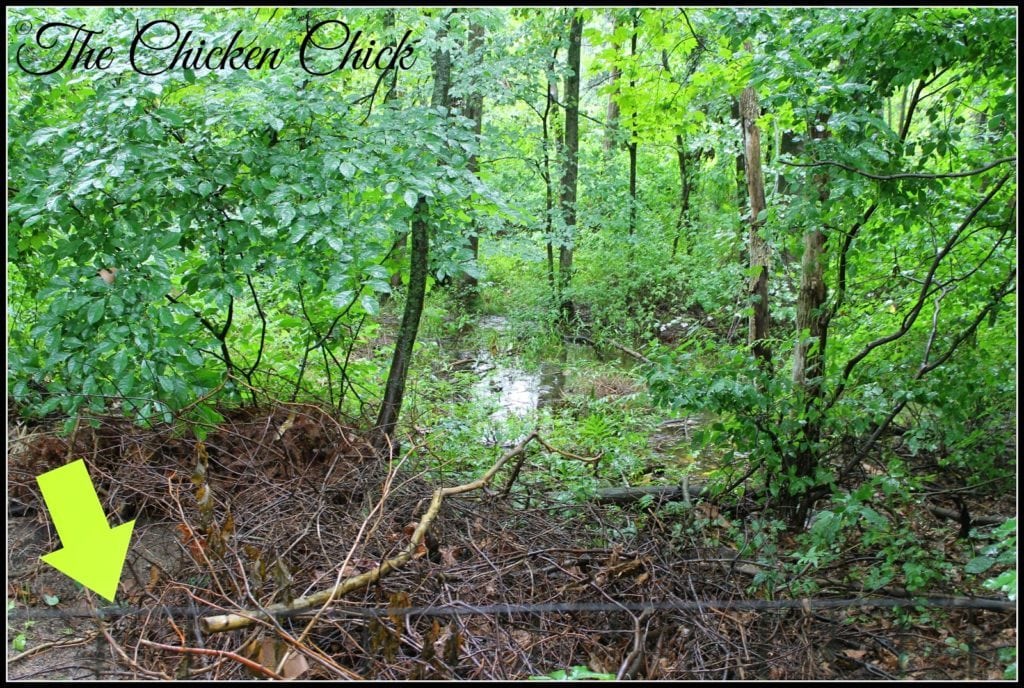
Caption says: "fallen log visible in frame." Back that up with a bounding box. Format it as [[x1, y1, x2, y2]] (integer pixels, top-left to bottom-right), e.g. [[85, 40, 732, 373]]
[[589, 483, 705, 506], [590, 487, 1009, 538], [926, 504, 1007, 528], [563, 334, 652, 364]]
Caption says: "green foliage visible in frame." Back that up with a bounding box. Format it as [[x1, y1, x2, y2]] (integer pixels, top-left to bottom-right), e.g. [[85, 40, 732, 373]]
[[974, 518, 1017, 602], [529, 665, 616, 681], [8, 7, 507, 424], [6, 600, 33, 653], [640, 6, 1015, 537], [793, 478, 954, 593]]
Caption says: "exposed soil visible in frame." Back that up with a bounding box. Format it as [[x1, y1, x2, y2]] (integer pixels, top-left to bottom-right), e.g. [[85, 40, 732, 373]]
[[7, 405, 1016, 680]]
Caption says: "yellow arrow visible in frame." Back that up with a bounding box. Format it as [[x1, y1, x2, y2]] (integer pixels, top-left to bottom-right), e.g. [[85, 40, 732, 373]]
[[36, 459, 135, 602]]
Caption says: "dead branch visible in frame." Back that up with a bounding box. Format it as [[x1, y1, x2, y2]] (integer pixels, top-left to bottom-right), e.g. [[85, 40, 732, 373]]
[[927, 504, 1006, 528], [201, 431, 542, 633], [137, 638, 282, 679], [570, 333, 652, 364]]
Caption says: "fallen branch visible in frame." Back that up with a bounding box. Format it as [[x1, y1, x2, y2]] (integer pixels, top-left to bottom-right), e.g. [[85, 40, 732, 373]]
[[534, 434, 603, 464], [590, 486, 1008, 530], [927, 504, 1006, 528], [201, 431, 542, 633], [587, 484, 706, 506], [826, 579, 1015, 610], [6, 633, 97, 665], [138, 638, 281, 679], [610, 342, 651, 364], [566, 334, 652, 364]]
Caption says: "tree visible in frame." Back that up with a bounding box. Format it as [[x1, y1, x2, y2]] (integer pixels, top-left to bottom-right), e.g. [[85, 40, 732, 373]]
[[740, 86, 771, 368], [375, 10, 454, 452], [8, 8, 497, 438], [557, 11, 583, 323], [456, 21, 486, 297], [627, 10, 640, 236]]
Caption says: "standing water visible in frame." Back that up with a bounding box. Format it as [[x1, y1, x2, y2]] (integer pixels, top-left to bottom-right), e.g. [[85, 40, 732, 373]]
[[469, 316, 567, 422]]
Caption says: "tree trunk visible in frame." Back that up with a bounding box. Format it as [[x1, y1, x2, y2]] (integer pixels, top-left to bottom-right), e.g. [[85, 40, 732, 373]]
[[732, 97, 747, 204], [381, 10, 404, 302], [544, 53, 559, 296], [774, 129, 803, 267], [457, 22, 485, 297], [672, 134, 692, 256], [558, 12, 583, 323], [786, 113, 831, 527], [375, 16, 452, 454], [603, 12, 621, 153], [375, 200, 429, 452], [430, 26, 452, 114], [740, 86, 771, 368], [627, 12, 638, 236], [792, 118, 830, 396]]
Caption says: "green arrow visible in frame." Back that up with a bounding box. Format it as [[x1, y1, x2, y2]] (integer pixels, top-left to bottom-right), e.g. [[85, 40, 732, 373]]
[[36, 459, 135, 602]]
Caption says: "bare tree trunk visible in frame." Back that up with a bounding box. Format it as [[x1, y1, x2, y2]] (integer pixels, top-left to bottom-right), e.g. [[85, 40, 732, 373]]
[[740, 86, 771, 368], [731, 96, 748, 265], [672, 134, 691, 256], [792, 119, 830, 395], [786, 114, 832, 527], [558, 12, 583, 323]]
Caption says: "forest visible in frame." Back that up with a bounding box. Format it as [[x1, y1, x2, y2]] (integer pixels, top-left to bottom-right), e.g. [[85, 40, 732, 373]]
[[6, 6, 1017, 681]]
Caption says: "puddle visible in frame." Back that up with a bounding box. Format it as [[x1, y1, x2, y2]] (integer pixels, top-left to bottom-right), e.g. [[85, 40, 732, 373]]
[[471, 359, 566, 422], [457, 316, 710, 464], [467, 325, 559, 422], [460, 316, 641, 421]]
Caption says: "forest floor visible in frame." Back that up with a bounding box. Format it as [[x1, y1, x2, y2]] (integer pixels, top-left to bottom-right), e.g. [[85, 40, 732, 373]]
[[6, 310, 1016, 680], [8, 404, 1015, 680]]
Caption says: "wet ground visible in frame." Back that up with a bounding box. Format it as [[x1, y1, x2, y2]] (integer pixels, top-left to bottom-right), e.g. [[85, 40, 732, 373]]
[[458, 315, 703, 467], [467, 316, 569, 422]]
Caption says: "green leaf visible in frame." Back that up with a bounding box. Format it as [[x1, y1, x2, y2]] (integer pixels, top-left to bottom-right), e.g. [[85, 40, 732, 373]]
[[339, 161, 356, 179], [403, 190, 418, 209], [360, 294, 380, 316], [965, 556, 996, 574], [332, 290, 355, 309], [86, 301, 105, 325], [156, 108, 183, 126], [277, 204, 296, 226]]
